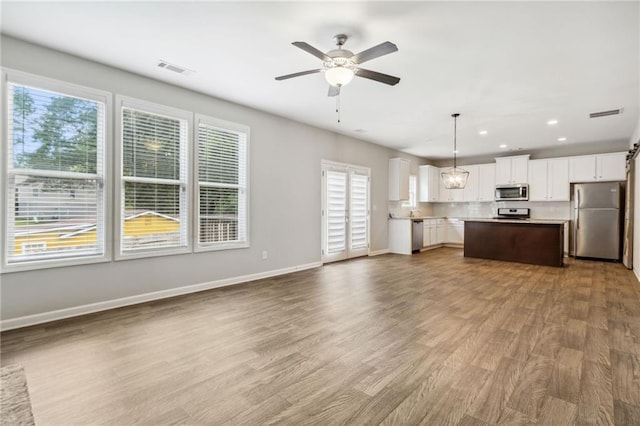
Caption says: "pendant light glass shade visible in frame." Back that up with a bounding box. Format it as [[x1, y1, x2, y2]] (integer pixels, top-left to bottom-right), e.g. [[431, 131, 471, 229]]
[[441, 113, 469, 189], [441, 167, 469, 189]]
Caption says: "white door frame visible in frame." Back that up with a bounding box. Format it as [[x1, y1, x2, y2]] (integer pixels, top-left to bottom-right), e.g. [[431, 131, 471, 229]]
[[321, 160, 371, 264]]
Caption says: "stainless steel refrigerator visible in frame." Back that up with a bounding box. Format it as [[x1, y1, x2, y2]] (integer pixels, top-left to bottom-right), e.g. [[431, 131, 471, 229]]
[[574, 182, 623, 260]]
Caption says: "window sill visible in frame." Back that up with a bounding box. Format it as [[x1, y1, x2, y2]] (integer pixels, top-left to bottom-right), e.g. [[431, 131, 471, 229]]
[[1, 254, 111, 274], [194, 241, 250, 253]]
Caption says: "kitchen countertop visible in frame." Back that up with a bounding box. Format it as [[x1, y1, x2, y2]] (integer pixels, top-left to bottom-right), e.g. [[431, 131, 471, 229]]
[[388, 216, 446, 220], [389, 216, 568, 224], [464, 218, 568, 225]]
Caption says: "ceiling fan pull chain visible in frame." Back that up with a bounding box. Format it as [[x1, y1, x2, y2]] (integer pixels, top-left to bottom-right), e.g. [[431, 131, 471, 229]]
[[336, 93, 341, 123]]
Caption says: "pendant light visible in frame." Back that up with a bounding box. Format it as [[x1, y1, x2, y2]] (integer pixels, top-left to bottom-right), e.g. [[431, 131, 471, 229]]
[[441, 113, 469, 189]]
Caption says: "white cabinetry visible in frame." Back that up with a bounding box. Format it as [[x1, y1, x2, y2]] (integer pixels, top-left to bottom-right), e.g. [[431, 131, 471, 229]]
[[436, 219, 445, 244], [598, 153, 626, 181], [445, 219, 464, 245], [423, 218, 446, 247], [423, 221, 431, 247], [569, 152, 626, 182], [462, 163, 495, 202], [478, 164, 496, 202], [462, 165, 479, 202], [439, 169, 464, 202], [495, 155, 530, 185], [388, 219, 412, 254], [389, 158, 410, 200], [528, 158, 570, 202], [418, 165, 440, 202]]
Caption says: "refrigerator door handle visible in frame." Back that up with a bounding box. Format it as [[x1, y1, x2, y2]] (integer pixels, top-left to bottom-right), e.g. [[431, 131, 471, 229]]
[[574, 189, 579, 256]]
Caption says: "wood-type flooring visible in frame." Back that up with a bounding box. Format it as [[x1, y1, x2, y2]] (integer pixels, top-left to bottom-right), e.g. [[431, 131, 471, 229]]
[[2, 248, 640, 425]]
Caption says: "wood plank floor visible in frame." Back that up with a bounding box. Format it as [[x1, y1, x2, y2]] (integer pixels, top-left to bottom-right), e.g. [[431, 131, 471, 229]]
[[2, 248, 640, 425]]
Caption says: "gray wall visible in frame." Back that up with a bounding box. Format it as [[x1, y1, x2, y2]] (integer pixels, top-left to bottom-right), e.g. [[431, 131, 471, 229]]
[[0, 36, 423, 320]]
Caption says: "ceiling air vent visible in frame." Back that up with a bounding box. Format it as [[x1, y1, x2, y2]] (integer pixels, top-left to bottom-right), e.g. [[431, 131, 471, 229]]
[[589, 108, 623, 118], [157, 60, 193, 76]]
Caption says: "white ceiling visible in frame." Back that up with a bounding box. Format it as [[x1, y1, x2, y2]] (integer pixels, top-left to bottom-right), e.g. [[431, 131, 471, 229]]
[[2, 1, 638, 159]]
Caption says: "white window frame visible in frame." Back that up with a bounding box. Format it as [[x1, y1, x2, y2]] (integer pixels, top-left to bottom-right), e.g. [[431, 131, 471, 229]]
[[194, 114, 250, 252], [402, 174, 417, 208], [1, 69, 112, 273], [114, 96, 192, 260]]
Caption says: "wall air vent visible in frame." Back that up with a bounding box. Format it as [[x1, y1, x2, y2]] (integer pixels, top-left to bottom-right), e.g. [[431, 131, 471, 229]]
[[589, 108, 623, 118], [157, 60, 193, 76]]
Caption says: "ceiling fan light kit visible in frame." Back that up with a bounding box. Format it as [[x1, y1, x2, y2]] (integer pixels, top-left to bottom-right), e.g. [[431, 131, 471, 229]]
[[325, 66, 354, 87], [441, 113, 469, 190]]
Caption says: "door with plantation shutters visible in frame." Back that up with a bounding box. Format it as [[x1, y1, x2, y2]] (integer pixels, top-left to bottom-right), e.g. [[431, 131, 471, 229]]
[[321, 161, 370, 263]]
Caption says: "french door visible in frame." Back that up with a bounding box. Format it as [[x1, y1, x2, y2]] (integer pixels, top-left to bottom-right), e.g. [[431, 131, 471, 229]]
[[321, 161, 370, 263]]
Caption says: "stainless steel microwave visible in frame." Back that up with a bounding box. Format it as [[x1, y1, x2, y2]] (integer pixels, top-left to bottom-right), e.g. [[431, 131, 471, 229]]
[[495, 184, 529, 201]]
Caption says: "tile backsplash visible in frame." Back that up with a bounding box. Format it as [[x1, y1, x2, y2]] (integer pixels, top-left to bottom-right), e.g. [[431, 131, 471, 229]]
[[430, 201, 571, 220]]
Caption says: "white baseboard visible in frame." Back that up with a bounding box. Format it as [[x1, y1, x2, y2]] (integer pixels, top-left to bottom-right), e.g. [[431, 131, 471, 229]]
[[0, 261, 322, 331], [368, 249, 390, 256], [634, 267, 640, 283]]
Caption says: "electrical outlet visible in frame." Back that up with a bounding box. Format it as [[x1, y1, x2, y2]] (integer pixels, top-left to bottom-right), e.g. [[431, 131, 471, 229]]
[[262, 250, 268, 260]]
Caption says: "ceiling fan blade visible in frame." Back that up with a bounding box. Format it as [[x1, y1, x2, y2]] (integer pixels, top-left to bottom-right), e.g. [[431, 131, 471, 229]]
[[292, 41, 330, 62], [328, 85, 340, 97], [275, 69, 322, 81], [355, 68, 400, 86], [352, 41, 398, 64]]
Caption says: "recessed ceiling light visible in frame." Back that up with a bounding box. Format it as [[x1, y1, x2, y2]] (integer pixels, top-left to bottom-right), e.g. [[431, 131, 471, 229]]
[[558, 137, 567, 142], [478, 130, 488, 135], [499, 144, 507, 148], [547, 119, 558, 125]]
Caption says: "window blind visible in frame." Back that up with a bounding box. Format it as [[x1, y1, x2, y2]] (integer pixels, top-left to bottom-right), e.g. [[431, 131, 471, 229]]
[[326, 170, 347, 254], [5, 82, 105, 264], [350, 173, 368, 250], [121, 107, 188, 252], [197, 121, 247, 247]]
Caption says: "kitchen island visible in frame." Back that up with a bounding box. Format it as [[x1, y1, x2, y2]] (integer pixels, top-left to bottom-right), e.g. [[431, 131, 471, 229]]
[[464, 219, 566, 267]]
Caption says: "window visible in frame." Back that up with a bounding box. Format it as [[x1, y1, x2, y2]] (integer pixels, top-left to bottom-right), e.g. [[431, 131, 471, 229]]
[[402, 175, 417, 208], [196, 115, 249, 250], [116, 97, 191, 257], [3, 72, 108, 269]]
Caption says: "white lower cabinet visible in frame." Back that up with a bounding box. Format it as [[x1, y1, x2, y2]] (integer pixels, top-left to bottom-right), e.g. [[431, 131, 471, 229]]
[[423, 221, 431, 247], [436, 219, 445, 244], [445, 219, 464, 245], [388, 219, 412, 255], [422, 218, 446, 248]]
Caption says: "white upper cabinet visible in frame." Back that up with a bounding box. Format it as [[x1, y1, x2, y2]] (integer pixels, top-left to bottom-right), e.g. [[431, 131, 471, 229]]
[[495, 155, 530, 185], [478, 164, 496, 202], [389, 158, 410, 200], [462, 164, 496, 203], [462, 165, 479, 202], [528, 158, 569, 201], [418, 165, 440, 202], [598, 153, 626, 181], [569, 152, 626, 182]]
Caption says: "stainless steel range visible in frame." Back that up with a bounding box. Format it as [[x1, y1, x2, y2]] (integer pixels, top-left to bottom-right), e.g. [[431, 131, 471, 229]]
[[494, 207, 530, 220]]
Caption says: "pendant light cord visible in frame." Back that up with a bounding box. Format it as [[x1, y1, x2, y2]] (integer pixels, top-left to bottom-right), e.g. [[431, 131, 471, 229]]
[[452, 113, 459, 169]]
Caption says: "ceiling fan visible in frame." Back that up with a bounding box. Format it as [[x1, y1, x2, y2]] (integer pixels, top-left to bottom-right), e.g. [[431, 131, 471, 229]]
[[275, 34, 400, 97]]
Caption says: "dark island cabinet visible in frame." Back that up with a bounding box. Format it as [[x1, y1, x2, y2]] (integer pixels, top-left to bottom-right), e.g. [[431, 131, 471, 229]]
[[464, 220, 564, 267]]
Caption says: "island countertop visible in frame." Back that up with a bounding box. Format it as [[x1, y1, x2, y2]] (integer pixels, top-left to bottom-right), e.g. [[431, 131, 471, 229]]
[[463, 218, 568, 225]]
